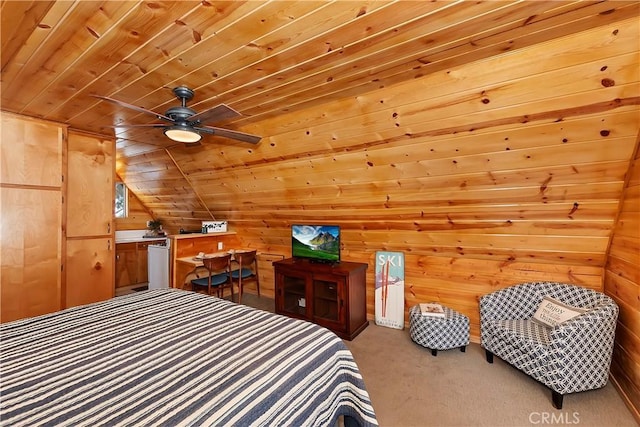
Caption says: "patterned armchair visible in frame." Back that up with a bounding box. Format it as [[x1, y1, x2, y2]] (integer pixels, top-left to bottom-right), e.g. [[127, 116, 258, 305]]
[[480, 282, 618, 409]]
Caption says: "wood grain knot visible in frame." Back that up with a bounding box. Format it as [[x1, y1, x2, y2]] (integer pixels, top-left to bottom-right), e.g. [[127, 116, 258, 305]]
[[601, 78, 615, 87]]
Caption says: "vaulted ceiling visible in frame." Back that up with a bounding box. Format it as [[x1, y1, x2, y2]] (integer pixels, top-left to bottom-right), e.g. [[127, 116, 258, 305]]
[[2, 0, 639, 231], [4, 1, 638, 149]]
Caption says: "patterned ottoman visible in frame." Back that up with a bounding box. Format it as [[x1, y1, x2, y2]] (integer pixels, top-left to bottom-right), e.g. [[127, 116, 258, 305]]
[[409, 305, 470, 356]]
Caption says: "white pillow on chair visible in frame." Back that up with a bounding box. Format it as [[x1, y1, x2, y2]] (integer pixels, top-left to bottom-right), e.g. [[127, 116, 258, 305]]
[[532, 296, 587, 327]]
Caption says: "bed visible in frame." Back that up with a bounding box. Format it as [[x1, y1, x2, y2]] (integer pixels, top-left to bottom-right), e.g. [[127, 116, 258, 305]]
[[0, 289, 377, 426]]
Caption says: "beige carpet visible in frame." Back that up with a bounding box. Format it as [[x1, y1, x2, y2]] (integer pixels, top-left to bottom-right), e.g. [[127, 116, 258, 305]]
[[236, 295, 636, 426], [344, 323, 636, 427]]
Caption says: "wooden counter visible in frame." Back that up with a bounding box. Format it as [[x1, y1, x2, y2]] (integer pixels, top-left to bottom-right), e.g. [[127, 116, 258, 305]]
[[169, 232, 241, 288]]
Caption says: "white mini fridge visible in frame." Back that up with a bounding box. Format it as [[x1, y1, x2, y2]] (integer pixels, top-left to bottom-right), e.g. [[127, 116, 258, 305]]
[[148, 243, 170, 290]]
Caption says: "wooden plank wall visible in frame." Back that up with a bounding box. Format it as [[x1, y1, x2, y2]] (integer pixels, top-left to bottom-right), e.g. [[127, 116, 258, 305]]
[[256, 252, 285, 299], [117, 150, 211, 232], [116, 17, 639, 416], [161, 18, 640, 339], [606, 136, 640, 419]]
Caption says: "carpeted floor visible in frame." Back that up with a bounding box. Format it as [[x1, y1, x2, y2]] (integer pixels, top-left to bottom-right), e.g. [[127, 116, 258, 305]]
[[238, 295, 636, 427], [344, 323, 636, 427]]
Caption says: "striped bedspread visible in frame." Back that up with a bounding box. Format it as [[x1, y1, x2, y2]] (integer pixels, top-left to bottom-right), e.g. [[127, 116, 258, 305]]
[[0, 289, 377, 426]]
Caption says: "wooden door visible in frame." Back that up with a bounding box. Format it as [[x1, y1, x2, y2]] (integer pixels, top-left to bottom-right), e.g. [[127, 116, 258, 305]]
[[1, 188, 62, 322], [65, 130, 115, 308], [66, 238, 114, 307], [1, 113, 63, 187], [1, 112, 64, 322], [66, 132, 113, 238], [136, 242, 150, 284], [115, 242, 137, 288]]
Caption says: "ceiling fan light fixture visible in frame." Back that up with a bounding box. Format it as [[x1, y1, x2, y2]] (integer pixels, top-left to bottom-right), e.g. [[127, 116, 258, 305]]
[[164, 125, 201, 143], [96, 87, 261, 144]]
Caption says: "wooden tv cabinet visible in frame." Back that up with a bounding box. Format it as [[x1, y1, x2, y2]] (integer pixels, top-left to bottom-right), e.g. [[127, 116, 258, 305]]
[[273, 258, 369, 340]]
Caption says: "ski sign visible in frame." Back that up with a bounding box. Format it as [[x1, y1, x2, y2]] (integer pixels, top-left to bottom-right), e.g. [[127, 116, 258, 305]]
[[374, 251, 405, 329]]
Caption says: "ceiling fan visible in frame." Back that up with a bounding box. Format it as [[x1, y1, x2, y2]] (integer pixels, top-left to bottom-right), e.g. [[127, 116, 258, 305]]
[[93, 86, 261, 145]]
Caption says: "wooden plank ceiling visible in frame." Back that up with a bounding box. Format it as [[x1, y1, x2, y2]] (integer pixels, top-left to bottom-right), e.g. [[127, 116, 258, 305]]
[[2, 0, 639, 231]]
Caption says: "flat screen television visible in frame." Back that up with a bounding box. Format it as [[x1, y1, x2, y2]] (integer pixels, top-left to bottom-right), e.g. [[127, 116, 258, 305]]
[[291, 224, 340, 263]]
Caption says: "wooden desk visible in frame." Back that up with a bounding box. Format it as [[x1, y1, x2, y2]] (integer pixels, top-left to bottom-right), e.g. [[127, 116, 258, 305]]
[[169, 232, 241, 288], [174, 253, 220, 289], [169, 232, 282, 299], [174, 249, 253, 289]]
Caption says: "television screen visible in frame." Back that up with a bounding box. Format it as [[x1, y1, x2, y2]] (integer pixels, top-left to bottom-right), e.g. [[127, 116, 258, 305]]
[[291, 224, 340, 263]]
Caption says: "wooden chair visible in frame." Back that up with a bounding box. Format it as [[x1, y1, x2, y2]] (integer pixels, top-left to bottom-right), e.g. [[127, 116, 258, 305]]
[[190, 253, 233, 299], [231, 250, 259, 303]]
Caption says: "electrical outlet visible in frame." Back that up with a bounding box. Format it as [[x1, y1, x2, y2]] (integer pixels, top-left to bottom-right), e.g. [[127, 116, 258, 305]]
[[217, 242, 223, 250]]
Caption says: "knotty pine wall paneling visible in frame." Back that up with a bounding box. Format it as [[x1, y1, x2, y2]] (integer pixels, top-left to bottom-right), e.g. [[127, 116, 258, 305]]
[[116, 149, 212, 234], [605, 136, 640, 421], [119, 18, 639, 342], [158, 16, 640, 339], [256, 252, 285, 299]]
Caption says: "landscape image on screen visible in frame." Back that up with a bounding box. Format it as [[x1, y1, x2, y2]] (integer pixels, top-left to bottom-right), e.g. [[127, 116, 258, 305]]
[[291, 225, 340, 262]]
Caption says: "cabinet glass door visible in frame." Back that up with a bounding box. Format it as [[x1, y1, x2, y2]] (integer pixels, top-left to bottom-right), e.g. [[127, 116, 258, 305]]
[[281, 274, 307, 317], [312, 277, 341, 323]]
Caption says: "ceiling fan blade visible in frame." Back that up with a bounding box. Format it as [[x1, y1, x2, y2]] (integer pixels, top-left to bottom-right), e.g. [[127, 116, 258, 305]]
[[188, 104, 241, 125], [92, 95, 173, 122], [104, 123, 166, 128], [197, 126, 262, 144]]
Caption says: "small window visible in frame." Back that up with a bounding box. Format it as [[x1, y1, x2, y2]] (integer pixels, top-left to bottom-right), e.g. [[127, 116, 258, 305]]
[[115, 182, 128, 218]]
